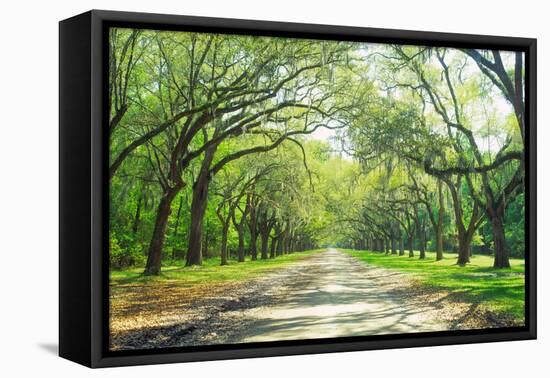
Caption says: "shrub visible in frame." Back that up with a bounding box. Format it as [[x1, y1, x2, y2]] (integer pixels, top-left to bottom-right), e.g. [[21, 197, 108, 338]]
[[110, 234, 146, 269]]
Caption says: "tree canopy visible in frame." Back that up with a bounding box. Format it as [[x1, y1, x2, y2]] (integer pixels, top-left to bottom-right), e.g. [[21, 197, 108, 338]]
[[109, 28, 526, 275]]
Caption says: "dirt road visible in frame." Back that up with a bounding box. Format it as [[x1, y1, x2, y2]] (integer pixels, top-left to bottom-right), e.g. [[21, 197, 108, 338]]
[[229, 248, 455, 343], [111, 249, 503, 350]]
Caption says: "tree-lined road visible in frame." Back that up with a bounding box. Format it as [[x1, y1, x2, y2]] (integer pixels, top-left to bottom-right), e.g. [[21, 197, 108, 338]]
[[229, 249, 451, 342], [108, 28, 526, 351]]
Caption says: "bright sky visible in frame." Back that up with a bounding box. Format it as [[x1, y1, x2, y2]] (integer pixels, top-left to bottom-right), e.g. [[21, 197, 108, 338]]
[[309, 126, 336, 142]]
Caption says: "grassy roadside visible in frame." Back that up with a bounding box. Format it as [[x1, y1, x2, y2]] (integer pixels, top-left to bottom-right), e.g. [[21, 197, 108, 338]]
[[110, 249, 325, 336], [110, 249, 324, 287], [342, 249, 525, 322]]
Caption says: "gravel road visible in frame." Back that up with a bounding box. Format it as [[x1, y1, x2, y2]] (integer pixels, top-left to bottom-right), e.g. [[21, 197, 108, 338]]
[[111, 249, 509, 350]]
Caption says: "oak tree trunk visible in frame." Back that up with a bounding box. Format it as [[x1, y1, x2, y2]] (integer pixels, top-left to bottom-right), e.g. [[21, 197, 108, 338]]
[[276, 236, 283, 256], [186, 147, 216, 266], [260, 231, 269, 260], [456, 227, 472, 265], [249, 229, 258, 260], [491, 203, 510, 268], [418, 231, 426, 259], [270, 237, 277, 259], [220, 222, 230, 266], [236, 224, 245, 262], [144, 186, 180, 275], [436, 180, 444, 260]]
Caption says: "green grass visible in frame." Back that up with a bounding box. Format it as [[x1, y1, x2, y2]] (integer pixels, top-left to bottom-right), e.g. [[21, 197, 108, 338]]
[[110, 249, 324, 287], [343, 249, 525, 322]]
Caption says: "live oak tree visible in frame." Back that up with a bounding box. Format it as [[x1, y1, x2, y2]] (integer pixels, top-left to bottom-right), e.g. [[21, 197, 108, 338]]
[[108, 29, 526, 276], [343, 45, 524, 267], [136, 32, 357, 274], [409, 172, 446, 260], [397, 47, 523, 268], [461, 48, 525, 268]]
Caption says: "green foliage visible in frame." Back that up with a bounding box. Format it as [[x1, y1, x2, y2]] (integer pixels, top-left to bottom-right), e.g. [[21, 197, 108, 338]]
[[505, 193, 525, 258], [109, 233, 146, 269]]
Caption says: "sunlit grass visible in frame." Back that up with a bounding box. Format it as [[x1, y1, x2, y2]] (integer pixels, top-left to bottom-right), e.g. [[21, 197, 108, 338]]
[[110, 249, 324, 287], [343, 249, 525, 322]]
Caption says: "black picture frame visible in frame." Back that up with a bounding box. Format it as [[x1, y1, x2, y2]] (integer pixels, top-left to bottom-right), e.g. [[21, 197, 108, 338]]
[[59, 9, 537, 368]]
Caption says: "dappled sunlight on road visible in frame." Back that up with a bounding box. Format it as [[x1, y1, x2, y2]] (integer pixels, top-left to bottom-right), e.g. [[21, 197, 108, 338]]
[[236, 249, 450, 343]]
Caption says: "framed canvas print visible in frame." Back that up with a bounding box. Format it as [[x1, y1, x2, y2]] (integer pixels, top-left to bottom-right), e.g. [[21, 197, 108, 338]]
[[59, 10, 536, 368]]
